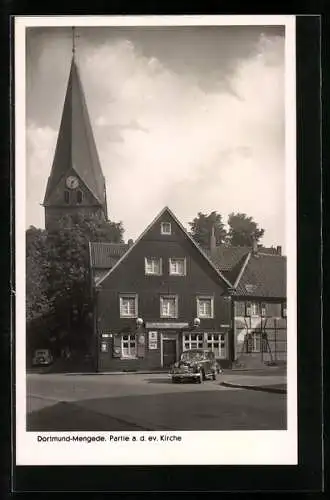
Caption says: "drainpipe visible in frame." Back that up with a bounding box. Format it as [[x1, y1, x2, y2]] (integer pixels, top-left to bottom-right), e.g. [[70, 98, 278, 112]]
[[227, 288, 235, 368], [94, 288, 100, 373]]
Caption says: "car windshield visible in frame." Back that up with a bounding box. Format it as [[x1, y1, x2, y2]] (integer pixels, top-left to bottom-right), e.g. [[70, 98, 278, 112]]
[[36, 350, 48, 356], [181, 350, 205, 362]]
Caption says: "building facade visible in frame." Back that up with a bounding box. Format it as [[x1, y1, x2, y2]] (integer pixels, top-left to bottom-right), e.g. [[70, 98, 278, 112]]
[[231, 251, 287, 368], [91, 207, 233, 371]]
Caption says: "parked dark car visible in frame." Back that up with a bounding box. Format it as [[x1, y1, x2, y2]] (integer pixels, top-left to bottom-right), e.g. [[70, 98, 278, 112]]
[[170, 348, 219, 383], [32, 349, 53, 366]]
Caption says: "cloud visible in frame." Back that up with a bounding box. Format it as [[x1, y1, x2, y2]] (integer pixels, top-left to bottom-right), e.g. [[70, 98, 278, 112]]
[[26, 31, 285, 249], [26, 123, 57, 228]]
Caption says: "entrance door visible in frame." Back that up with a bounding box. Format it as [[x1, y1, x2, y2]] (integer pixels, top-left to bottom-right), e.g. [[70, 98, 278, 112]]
[[162, 339, 177, 368]]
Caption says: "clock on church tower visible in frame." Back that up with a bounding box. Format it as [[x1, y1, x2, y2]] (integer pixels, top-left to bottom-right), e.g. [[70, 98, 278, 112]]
[[66, 176, 79, 189]]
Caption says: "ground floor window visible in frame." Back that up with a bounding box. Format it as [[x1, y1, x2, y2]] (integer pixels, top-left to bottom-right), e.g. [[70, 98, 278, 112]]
[[121, 334, 137, 358], [252, 332, 261, 352], [245, 332, 261, 353], [183, 333, 203, 350], [207, 333, 226, 358]]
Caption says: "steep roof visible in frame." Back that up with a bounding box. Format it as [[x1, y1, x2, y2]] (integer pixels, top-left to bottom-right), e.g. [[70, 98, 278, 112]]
[[90, 242, 129, 269], [43, 56, 107, 214], [89, 220, 286, 299], [94, 206, 233, 288], [204, 244, 250, 271], [233, 252, 287, 298]]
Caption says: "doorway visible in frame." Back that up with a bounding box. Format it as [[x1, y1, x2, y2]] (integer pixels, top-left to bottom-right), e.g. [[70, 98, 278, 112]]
[[162, 338, 177, 368]]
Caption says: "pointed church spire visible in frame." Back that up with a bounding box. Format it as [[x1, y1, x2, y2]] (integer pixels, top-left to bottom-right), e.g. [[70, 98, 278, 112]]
[[43, 43, 108, 229]]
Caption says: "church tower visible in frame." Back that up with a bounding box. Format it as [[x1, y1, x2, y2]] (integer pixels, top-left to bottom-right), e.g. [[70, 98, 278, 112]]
[[43, 36, 108, 230]]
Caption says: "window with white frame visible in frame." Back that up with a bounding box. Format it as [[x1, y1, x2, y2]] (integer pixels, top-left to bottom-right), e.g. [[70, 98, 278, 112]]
[[207, 333, 226, 358], [197, 296, 214, 319], [183, 333, 204, 350], [251, 332, 261, 352], [161, 222, 171, 235], [169, 258, 186, 276], [145, 257, 162, 275], [121, 334, 137, 358], [119, 295, 138, 318], [245, 302, 260, 316], [160, 295, 178, 318]]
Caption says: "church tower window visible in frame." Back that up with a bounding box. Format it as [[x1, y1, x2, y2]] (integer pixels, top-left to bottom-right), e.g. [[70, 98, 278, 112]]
[[76, 190, 83, 204], [64, 190, 70, 204]]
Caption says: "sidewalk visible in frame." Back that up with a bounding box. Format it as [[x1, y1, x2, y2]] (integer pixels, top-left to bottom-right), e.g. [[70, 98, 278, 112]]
[[220, 371, 287, 394]]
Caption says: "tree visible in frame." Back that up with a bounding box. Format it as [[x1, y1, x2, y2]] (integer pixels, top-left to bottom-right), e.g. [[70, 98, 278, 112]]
[[189, 211, 227, 248], [26, 214, 125, 355], [26, 226, 51, 322], [227, 212, 265, 247]]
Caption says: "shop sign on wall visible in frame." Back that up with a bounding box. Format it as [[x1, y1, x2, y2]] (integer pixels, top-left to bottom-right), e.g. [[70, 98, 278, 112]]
[[148, 331, 158, 349]]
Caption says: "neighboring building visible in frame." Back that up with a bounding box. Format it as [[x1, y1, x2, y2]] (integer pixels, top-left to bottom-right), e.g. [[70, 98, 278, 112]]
[[206, 242, 287, 368], [90, 207, 233, 372], [89, 242, 129, 285], [43, 54, 108, 231]]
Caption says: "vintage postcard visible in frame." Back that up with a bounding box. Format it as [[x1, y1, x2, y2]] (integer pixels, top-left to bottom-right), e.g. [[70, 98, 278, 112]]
[[15, 15, 297, 466]]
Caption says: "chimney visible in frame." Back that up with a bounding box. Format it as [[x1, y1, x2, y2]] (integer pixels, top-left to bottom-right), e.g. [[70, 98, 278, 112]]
[[210, 225, 216, 255], [276, 245, 282, 255], [251, 234, 258, 254]]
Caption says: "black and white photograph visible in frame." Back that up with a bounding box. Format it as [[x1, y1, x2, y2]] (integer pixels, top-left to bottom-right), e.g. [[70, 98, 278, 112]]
[[15, 15, 297, 466]]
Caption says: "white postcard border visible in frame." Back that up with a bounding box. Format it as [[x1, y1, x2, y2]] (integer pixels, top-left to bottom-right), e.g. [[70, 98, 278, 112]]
[[15, 14, 297, 466]]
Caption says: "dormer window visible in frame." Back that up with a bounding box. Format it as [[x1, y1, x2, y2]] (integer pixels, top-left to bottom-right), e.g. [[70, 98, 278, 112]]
[[64, 190, 70, 204], [76, 190, 83, 204], [161, 222, 171, 235]]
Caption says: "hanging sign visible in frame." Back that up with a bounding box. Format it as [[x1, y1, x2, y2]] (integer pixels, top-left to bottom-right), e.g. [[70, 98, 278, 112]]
[[148, 331, 158, 350]]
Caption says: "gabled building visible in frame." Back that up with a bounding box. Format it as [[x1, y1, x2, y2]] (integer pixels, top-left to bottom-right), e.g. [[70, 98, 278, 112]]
[[90, 223, 287, 371], [207, 242, 287, 368], [90, 207, 233, 372], [43, 54, 108, 230]]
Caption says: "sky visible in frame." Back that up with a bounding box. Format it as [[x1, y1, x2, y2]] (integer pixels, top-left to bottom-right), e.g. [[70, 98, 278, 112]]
[[26, 24, 286, 249]]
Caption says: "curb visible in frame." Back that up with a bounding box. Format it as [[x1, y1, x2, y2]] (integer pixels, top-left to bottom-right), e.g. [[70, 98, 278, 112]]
[[220, 382, 287, 394], [27, 370, 169, 376]]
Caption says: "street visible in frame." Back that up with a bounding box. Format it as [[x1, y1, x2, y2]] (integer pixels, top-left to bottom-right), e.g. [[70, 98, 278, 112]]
[[27, 372, 287, 431]]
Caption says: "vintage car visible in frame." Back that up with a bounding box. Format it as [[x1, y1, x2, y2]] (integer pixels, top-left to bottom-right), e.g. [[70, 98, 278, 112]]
[[32, 349, 53, 366], [170, 348, 219, 383]]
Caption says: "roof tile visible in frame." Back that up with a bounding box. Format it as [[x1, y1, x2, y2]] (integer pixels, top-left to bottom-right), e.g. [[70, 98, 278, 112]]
[[233, 253, 286, 298], [90, 242, 129, 269]]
